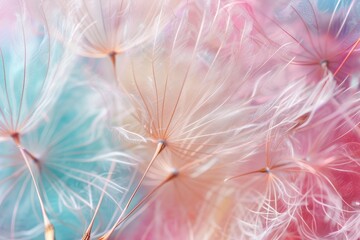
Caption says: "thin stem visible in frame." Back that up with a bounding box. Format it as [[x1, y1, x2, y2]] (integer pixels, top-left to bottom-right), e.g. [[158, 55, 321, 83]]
[[225, 167, 270, 182], [15, 16, 28, 130], [110, 52, 117, 70], [82, 162, 116, 240], [99, 141, 165, 240], [0, 48, 13, 130], [333, 37, 360, 77], [14, 139, 54, 240], [115, 172, 178, 230], [109, 52, 119, 87], [225, 163, 293, 182]]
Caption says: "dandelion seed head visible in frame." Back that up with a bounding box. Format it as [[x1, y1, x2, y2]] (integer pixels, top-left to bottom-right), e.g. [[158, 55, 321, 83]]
[[52, 0, 181, 59], [1, 0, 360, 239], [250, 0, 360, 85], [0, 66, 134, 239]]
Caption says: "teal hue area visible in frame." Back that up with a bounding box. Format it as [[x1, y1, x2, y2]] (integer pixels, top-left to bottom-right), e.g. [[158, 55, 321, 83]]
[[0, 20, 68, 135], [0, 41, 133, 238], [317, 0, 353, 12]]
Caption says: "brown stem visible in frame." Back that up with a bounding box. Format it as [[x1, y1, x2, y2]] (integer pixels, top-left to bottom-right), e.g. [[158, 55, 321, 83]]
[[99, 141, 165, 240], [82, 162, 116, 240], [13, 134, 54, 240], [109, 52, 116, 68], [115, 171, 178, 229]]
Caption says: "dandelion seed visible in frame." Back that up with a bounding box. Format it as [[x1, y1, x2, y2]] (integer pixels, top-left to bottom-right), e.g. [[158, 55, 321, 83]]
[[54, 0, 180, 70], [0, 2, 77, 238], [282, 95, 360, 238], [100, 5, 257, 238], [1, 0, 358, 239], [252, 0, 360, 85], [0, 60, 134, 239]]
